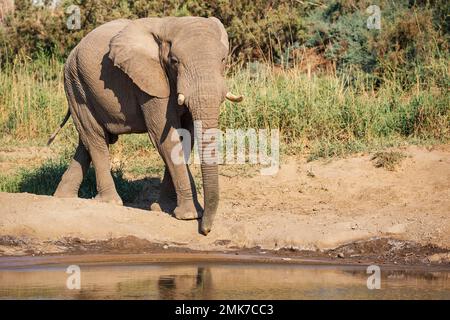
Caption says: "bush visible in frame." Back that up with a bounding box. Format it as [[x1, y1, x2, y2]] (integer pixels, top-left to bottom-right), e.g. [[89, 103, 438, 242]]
[[0, 0, 309, 64], [0, 1, 447, 89], [304, 0, 449, 86]]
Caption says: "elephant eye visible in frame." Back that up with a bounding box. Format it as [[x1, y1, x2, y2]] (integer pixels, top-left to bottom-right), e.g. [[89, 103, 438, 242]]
[[170, 56, 179, 65]]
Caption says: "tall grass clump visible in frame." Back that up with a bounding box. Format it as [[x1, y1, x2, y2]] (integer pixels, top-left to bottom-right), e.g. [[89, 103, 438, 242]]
[[0, 55, 68, 140], [224, 63, 449, 158], [0, 56, 448, 158]]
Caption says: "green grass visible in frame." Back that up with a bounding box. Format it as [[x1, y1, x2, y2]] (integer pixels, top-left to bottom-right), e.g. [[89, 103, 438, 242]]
[[0, 56, 449, 165], [224, 63, 449, 159], [0, 56, 67, 140], [0, 55, 448, 201]]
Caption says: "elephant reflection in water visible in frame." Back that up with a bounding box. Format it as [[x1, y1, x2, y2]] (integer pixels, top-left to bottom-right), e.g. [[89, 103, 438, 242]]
[[158, 267, 212, 299]]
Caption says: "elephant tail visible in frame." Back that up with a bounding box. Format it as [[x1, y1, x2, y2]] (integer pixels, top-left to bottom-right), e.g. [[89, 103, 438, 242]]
[[47, 109, 71, 146]]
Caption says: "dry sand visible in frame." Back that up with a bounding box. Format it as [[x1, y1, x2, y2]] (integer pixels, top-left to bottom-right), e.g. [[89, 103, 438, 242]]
[[0, 145, 449, 259]]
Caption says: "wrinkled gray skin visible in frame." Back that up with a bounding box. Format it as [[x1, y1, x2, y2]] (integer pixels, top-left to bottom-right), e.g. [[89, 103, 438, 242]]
[[52, 17, 238, 235]]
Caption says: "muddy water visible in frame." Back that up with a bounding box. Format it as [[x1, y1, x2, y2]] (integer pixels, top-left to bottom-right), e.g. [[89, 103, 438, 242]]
[[0, 255, 449, 299]]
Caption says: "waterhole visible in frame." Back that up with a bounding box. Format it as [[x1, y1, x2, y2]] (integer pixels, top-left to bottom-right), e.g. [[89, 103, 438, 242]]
[[0, 255, 449, 299]]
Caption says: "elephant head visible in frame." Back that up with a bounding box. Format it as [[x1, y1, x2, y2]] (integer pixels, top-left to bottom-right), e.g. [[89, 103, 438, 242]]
[[108, 17, 242, 235]]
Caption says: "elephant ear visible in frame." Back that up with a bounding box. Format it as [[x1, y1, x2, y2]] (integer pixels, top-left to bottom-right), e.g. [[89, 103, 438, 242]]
[[208, 17, 229, 51], [109, 21, 169, 98]]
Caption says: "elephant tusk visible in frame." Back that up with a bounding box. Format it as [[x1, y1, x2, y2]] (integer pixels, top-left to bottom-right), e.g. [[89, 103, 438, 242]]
[[177, 93, 185, 106], [225, 92, 244, 103]]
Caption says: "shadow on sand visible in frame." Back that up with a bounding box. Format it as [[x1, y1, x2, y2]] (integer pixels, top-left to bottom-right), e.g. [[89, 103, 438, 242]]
[[15, 159, 162, 210]]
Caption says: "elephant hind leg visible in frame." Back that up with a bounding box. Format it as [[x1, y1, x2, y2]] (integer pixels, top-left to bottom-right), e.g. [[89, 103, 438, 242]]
[[87, 134, 123, 206], [62, 70, 122, 205], [75, 130, 122, 206], [54, 140, 91, 198]]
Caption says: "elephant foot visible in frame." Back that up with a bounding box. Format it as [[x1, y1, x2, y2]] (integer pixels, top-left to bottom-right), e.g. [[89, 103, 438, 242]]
[[173, 200, 203, 220], [94, 191, 123, 206]]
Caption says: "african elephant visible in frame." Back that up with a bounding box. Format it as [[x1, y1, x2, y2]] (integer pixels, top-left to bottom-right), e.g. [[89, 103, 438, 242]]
[[48, 17, 242, 235]]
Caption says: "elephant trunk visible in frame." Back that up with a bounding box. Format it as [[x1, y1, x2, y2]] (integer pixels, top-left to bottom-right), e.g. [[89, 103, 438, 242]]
[[199, 158, 219, 235], [181, 64, 242, 235], [189, 93, 221, 235]]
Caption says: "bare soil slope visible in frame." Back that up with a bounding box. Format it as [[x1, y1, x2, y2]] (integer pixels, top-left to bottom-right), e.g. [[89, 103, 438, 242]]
[[1, 145, 449, 257]]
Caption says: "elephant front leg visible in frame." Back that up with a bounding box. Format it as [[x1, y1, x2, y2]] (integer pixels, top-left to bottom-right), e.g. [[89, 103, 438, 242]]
[[142, 100, 201, 220], [155, 131, 202, 220]]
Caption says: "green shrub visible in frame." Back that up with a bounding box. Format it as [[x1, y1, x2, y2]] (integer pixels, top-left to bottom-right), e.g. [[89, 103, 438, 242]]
[[304, 0, 449, 87]]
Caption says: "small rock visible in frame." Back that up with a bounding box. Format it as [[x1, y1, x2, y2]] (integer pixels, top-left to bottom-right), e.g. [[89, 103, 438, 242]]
[[163, 244, 169, 250], [337, 252, 345, 258], [386, 223, 407, 235], [427, 253, 450, 264], [427, 254, 441, 263], [307, 170, 315, 178]]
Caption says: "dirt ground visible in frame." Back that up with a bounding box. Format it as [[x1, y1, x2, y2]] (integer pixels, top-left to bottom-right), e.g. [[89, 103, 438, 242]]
[[0, 145, 449, 265]]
